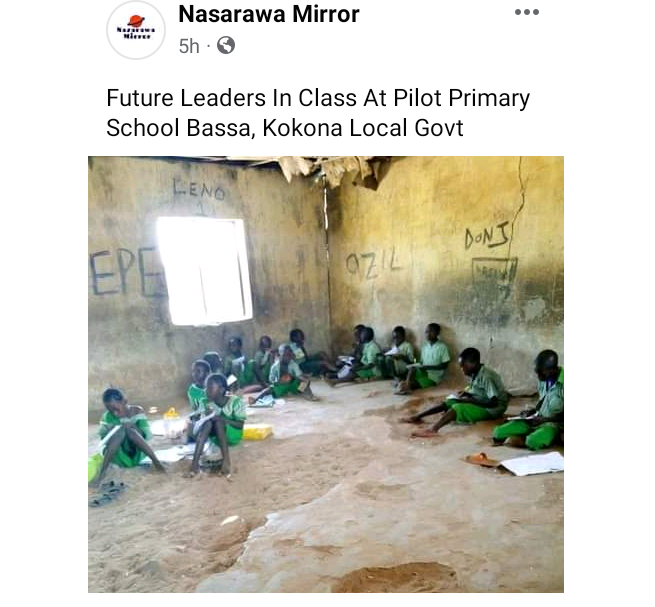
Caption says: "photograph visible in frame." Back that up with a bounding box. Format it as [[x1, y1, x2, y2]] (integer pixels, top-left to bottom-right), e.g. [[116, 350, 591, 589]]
[[88, 155, 564, 592]]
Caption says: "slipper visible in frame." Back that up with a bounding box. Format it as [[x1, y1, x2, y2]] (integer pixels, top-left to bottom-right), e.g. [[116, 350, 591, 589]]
[[464, 452, 500, 468], [89, 493, 114, 508], [410, 429, 439, 439], [101, 481, 126, 494]]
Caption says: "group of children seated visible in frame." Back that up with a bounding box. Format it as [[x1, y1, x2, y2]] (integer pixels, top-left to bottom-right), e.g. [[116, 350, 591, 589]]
[[92, 324, 564, 486]]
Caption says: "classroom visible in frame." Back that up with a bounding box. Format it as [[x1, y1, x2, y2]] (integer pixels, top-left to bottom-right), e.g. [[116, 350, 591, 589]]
[[88, 155, 564, 593]]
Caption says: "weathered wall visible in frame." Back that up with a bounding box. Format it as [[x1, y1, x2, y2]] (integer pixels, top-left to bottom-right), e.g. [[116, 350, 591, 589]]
[[327, 156, 564, 389], [88, 157, 328, 411]]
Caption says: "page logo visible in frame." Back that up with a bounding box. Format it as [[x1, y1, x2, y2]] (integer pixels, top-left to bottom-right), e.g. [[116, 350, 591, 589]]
[[107, 2, 166, 59]]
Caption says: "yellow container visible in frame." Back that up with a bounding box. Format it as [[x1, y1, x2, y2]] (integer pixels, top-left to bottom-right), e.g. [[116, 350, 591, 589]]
[[243, 424, 273, 440], [163, 407, 180, 419]]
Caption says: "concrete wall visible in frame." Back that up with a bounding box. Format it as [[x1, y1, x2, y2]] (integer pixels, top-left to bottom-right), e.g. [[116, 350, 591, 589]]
[[327, 156, 564, 389], [88, 157, 329, 412]]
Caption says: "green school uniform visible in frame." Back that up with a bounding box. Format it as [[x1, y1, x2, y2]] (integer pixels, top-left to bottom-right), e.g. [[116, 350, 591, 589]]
[[98, 410, 151, 468], [384, 341, 415, 378], [269, 359, 303, 398], [201, 395, 246, 446], [445, 364, 509, 423], [254, 349, 274, 383], [420, 341, 451, 383], [187, 383, 208, 413], [224, 354, 257, 387], [357, 340, 383, 379], [493, 367, 563, 449]]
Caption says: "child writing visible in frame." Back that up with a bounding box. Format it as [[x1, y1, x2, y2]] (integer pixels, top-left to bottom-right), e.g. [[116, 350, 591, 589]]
[[185, 373, 246, 478], [492, 349, 563, 450], [402, 347, 509, 439]]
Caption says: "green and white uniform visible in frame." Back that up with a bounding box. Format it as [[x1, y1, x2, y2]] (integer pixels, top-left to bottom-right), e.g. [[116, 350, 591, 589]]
[[98, 410, 151, 468], [269, 359, 303, 398], [254, 349, 274, 383], [187, 383, 208, 413], [414, 340, 451, 387], [201, 394, 247, 446], [384, 341, 415, 378], [224, 354, 257, 387], [493, 367, 564, 450], [445, 364, 509, 423], [357, 340, 383, 379]]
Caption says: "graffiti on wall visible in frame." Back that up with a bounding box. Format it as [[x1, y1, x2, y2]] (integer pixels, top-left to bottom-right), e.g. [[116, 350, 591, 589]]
[[345, 247, 403, 280], [472, 257, 518, 300], [89, 246, 167, 298], [465, 221, 510, 250]]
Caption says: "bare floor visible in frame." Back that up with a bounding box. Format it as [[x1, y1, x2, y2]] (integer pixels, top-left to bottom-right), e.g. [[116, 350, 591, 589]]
[[87, 380, 563, 593]]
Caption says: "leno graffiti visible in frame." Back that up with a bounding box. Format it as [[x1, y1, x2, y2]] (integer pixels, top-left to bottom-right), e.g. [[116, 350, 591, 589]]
[[173, 178, 225, 201], [89, 247, 167, 298], [465, 220, 509, 250], [346, 247, 402, 280]]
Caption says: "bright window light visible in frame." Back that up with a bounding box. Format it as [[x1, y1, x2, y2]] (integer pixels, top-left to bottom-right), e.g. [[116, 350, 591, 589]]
[[156, 217, 253, 326]]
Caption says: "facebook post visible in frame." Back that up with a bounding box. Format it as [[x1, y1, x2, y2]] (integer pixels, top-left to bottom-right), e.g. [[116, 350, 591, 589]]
[[8, 0, 653, 600]]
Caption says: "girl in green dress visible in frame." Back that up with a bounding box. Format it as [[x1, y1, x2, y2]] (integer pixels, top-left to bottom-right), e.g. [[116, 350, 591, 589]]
[[90, 388, 165, 487]]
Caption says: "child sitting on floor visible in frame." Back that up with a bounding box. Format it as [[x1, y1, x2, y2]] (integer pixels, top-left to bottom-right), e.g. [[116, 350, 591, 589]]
[[253, 335, 275, 385], [185, 373, 246, 478], [249, 344, 318, 403], [327, 326, 383, 386], [382, 325, 416, 383], [91, 388, 165, 487], [185, 359, 211, 442], [289, 328, 337, 376], [492, 350, 563, 450], [223, 336, 266, 393], [402, 347, 509, 439], [396, 323, 450, 395]]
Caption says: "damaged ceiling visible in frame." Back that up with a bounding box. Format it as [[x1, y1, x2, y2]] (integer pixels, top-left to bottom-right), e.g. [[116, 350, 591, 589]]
[[188, 156, 391, 190]]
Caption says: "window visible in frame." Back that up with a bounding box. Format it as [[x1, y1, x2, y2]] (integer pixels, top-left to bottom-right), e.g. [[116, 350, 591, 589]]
[[156, 217, 253, 326]]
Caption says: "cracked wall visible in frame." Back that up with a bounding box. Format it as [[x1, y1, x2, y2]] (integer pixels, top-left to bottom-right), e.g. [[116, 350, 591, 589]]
[[88, 157, 329, 413], [327, 156, 564, 388]]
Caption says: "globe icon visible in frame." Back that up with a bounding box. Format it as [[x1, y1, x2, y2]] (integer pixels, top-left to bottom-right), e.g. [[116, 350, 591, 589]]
[[217, 36, 235, 54]]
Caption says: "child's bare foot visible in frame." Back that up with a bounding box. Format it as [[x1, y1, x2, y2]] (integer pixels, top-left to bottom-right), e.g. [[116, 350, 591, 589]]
[[411, 428, 439, 439], [247, 395, 256, 405], [153, 462, 166, 473], [220, 460, 231, 477], [183, 467, 199, 478]]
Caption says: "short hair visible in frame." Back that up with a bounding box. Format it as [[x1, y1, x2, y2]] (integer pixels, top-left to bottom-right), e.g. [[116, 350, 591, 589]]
[[362, 326, 374, 341], [536, 350, 558, 370], [392, 325, 406, 338], [354, 324, 365, 332], [192, 359, 211, 374], [228, 336, 243, 347], [260, 335, 272, 346], [278, 343, 292, 356], [289, 328, 303, 342], [202, 352, 221, 373], [427, 323, 441, 335], [459, 347, 480, 365], [102, 388, 124, 404], [206, 373, 228, 391]]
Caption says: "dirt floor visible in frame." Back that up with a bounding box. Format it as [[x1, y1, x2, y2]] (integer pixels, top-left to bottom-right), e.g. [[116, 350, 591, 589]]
[[88, 379, 563, 593]]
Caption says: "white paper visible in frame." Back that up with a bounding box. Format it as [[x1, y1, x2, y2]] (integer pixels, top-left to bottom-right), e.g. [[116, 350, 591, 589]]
[[384, 346, 399, 356], [338, 355, 355, 363], [337, 364, 352, 379], [406, 363, 422, 368], [226, 374, 238, 386], [500, 451, 564, 476]]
